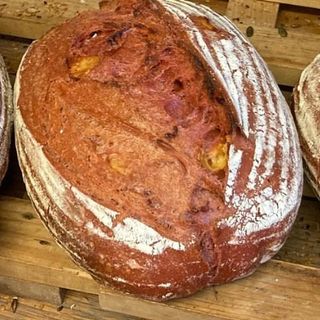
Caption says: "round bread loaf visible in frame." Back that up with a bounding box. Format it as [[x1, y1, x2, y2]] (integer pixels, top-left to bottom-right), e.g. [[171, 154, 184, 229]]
[[0, 55, 12, 184], [15, 0, 303, 301], [293, 54, 320, 199]]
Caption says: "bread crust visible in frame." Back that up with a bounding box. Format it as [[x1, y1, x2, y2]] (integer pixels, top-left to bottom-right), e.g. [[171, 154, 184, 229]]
[[15, 0, 303, 300], [0, 55, 13, 184], [293, 53, 320, 198]]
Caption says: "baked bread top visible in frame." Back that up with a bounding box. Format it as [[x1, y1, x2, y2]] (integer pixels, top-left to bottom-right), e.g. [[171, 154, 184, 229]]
[[15, 0, 303, 300]]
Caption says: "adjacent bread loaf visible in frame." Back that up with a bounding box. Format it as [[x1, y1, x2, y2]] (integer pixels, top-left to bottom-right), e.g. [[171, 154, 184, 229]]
[[293, 54, 320, 198], [0, 55, 12, 184], [15, 0, 303, 301]]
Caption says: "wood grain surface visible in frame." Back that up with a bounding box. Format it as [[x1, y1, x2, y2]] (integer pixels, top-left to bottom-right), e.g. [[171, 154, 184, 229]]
[[263, 0, 320, 9], [0, 290, 141, 320], [227, 0, 280, 27], [0, 196, 318, 319]]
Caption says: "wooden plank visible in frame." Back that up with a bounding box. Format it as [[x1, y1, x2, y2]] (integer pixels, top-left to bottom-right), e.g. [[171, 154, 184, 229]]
[[227, 0, 279, 27], [263, 0, 320, 9], [242, 25, 320, 69], [277, 5, 320, 34], [268, 64, 302, 88], [0, 198, 99, 295], [235, 24, 320, 85], [0, 276, 64, 305], [0, 0, 99, 39], [0, 290, 141, 319], [274, 198, 320, 268], [0, 196, 319, 320], [0, 258, 100, 296], [99, 260, 320, 320], [99, 290, 218, 320]]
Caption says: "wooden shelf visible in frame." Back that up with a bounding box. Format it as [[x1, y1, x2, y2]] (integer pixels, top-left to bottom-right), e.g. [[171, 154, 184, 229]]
[[0, 195, 319, 320]]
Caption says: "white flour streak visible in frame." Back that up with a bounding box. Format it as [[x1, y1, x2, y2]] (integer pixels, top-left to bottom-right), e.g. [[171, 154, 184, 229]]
[[113, 218, 185, 255], [158, 283, 172, 288], [164, 0, 302, 242], [72, 187, 118, 227], [86, 215, 186, 255], [225, 145, 243, 203], [112, 277, 128, 284]]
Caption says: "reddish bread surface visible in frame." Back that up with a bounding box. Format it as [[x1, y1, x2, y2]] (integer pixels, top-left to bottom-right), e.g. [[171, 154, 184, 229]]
[[15, 0, 303, 301], [293, 54, 320, 198], [0, 55, 12, 184]]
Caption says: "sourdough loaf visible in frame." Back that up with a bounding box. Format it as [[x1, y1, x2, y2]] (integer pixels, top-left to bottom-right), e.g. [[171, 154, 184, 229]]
[[293, 54, 320, 199], [0, 55, 12, 184], [15, 0, 303, 301]]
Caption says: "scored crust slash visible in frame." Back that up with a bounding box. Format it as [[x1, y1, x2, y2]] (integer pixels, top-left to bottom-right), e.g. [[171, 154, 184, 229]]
[[14, 0, 302, 301]]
